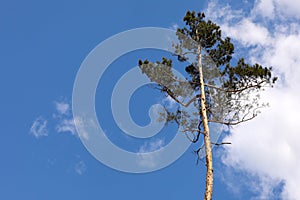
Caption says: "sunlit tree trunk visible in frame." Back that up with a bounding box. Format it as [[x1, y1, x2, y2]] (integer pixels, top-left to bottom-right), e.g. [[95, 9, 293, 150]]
[[197, 37, 213, 200]]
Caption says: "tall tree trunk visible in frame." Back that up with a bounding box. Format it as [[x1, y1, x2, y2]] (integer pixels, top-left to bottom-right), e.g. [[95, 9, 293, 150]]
[[197, 34, 213, 200]]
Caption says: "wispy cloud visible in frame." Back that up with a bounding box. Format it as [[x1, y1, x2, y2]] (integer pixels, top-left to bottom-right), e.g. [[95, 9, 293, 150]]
[[169, 23, 179, 31], [137, 139, 164, 168], [53, 101, 77, 136], [74, 160, 87, 175], [139, 139, 164, 153], [206, 1, 300, 199], [29, 116, 48, 138], [29, 100, 77, 138], [56, 118, 76, 135], [54, 101, 70, 115], [30, 100, 88, 175], [73, 116, 91, 141], [162, 95, 177, 109]]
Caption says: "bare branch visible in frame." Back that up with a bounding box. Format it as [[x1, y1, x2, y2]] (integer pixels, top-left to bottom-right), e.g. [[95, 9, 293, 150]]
[[172, 51, 195, 56], [211, 142, 231, 146], [181, 129, 204, 143], [194, 146, 205, 165], [184, 132, 195, 142], [204, 80, 269, 93], [181, 129, 203, 134], [160, 68, 200, 86], [208, 113, 257, 126], [164, 87, 200, 107]]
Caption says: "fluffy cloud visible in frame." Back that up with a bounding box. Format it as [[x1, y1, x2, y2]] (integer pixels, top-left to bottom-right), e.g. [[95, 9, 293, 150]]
[[253, 0, 276, 19], [222, 89, 300, 199], [225, 19, 270, 46], [29, 116, 48, 138], [252, 0, 300, 19], [206, 1, 300, 199]]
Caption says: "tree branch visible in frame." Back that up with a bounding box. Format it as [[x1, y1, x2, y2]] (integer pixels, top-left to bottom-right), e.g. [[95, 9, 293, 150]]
[[164, 87, 200, 107], [208, 113, 257, 126], [181, 128, 204, 143], [204, 80, 268, 93], [211, 142, 231, 146]]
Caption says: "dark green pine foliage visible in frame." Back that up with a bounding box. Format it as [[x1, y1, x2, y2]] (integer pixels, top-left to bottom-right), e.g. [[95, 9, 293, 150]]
[[138, 11, 277, 142]]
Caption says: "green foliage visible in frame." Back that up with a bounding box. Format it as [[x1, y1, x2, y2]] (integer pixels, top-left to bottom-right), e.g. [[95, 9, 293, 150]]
[[138, 10, 277, 138], [222, 58, 277, 90], [178, 11, 234, 67]]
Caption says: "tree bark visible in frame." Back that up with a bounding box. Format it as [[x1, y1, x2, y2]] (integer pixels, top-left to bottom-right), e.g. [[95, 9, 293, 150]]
[[197, 34, 213, 200]]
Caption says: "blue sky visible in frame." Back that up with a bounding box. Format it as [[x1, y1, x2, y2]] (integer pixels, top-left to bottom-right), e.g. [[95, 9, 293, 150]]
[[1, 0, 300, 199]]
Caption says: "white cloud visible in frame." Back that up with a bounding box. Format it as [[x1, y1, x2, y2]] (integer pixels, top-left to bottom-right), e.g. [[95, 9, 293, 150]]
[[205, 2, 244, 24], [29, 116, 48, 138], [30, 101, 79, 138], [54, 101, 79, 137], [252, 0, 275, 19], [137, 139, 164, 168], [252, 0, 300, 19], [206, 2, 271, 47], [205, 1, 300, 199], [275, 0, 300, 18], [54, 101, 70, 115], [169, 23, 179, 31], [56, 118, 76, 135], [162, 95, 177, 109], [74, 160, 87, 175], [222, 88, 300, 199], [267, 34, 300, 87], [73, 116, 91, 141], [222, 18, 270, 47]]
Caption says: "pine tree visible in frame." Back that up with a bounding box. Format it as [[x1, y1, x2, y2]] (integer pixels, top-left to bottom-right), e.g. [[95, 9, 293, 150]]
[[138, 11, 277, 200]]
